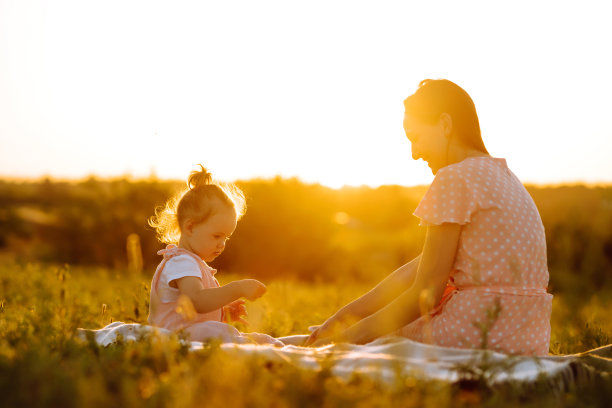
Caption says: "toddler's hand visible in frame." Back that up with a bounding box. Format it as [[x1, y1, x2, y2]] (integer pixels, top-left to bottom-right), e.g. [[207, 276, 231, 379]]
[[239, 279, 267, 301], [224, 299, 248, 325]]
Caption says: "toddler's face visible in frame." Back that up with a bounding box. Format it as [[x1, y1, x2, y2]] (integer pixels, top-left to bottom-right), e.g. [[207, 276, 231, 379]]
[[187, 205, 237, 262]]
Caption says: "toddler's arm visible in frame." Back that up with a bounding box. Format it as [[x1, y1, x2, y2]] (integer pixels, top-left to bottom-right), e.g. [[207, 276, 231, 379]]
[[176, 277, 266, 314]]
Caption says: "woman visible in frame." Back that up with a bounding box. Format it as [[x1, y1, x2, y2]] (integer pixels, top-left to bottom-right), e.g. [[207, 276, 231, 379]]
[[306, 79, 553, 356]]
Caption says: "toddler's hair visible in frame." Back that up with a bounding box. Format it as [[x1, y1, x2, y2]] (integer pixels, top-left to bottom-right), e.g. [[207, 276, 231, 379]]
[[149, 165, 246, 244]]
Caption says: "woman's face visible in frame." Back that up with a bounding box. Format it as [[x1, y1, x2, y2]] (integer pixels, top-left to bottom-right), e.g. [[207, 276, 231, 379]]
[[403, 112, 449, 175]]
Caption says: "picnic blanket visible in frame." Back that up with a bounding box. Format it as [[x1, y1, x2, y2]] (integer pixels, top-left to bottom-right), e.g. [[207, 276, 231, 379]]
[[77, 322, 611, 390]]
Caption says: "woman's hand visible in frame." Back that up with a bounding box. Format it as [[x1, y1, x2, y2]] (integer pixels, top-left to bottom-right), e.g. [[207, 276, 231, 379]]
[[305, 324, 326, 346], [308, 319, 376, 346], [310, 335, 335, 347], [224, 299, 248, 325], [237, 279, 267, 301], [304, 313, 353, 346]]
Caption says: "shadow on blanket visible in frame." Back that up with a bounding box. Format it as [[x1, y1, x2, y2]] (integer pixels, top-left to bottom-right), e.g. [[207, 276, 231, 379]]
[[77, 322, 611, 392]]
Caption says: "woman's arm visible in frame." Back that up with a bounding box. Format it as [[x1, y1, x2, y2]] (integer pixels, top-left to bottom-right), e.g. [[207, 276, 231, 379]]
[[176, 277, 266, 314], [305, 255, 421, 345], [331, 223, 461, 344], [331, 254, 422, 320]]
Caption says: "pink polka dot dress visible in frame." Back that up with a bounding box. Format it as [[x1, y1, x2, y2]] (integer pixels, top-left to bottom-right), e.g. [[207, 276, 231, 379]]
[[397, 157, 553, 356]]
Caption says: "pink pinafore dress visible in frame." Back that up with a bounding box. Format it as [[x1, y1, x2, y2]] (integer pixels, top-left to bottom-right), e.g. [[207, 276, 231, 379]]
[[148, 244, 282, 345]]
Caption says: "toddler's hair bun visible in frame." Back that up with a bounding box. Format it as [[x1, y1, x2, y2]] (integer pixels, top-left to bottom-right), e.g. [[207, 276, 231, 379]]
[[188, 164, 213, 189]]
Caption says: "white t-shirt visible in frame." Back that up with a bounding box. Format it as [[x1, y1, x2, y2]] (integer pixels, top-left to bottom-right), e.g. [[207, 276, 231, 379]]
[[158, 254, 202, 303]]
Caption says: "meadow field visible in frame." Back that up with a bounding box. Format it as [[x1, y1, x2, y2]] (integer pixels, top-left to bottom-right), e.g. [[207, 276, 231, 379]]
[[1, 263, 611, 407], [1, 178, 612, 406]]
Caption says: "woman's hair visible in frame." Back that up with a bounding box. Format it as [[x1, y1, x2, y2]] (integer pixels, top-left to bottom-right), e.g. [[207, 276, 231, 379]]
[[404, 79, 488, 154], [149, 165, 246, 244]]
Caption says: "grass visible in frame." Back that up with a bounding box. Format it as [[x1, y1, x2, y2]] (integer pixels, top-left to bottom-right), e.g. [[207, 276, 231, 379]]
[[1, 262, 611, 407]]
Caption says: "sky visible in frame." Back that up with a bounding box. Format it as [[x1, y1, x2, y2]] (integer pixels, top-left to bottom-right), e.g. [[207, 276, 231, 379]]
[[1, 0, 611, 188]]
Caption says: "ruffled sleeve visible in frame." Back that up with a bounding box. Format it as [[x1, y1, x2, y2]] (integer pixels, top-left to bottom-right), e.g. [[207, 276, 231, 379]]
[[162, 255, 202, 284], [413, 162, 501, 226]]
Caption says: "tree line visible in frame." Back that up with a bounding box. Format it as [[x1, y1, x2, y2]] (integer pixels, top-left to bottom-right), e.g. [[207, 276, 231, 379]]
[[1, 177, 611, 293]]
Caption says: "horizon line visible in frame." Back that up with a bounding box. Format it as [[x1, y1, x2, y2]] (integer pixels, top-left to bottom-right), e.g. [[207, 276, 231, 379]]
[[1, 173, 612, 190]]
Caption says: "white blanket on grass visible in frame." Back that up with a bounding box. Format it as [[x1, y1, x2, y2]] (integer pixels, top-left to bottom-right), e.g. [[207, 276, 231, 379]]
[[77, 322, 599, 387]]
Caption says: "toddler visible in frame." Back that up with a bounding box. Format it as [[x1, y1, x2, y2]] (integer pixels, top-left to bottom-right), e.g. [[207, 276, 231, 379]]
[[147, 165, 283, 345]]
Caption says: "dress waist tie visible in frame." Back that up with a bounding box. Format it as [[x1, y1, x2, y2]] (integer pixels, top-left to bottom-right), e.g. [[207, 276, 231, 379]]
[[455, 285, 548, 296], [429, 284, 548, 318]]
